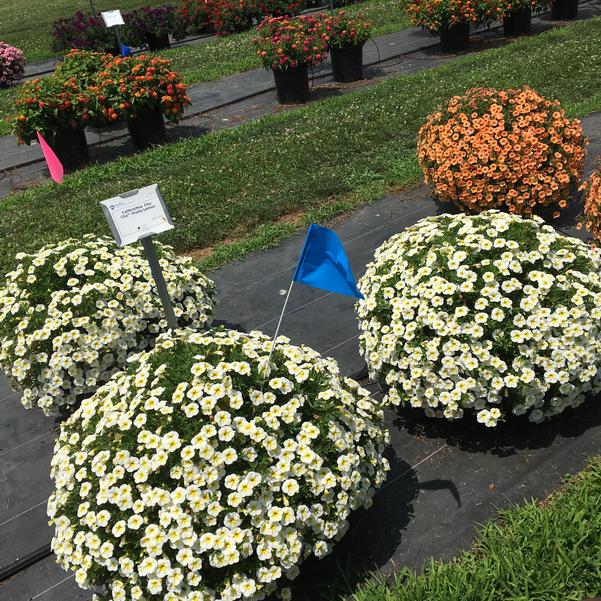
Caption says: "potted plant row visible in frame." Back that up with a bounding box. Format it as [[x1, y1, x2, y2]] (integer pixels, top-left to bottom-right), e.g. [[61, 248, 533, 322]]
[[253, 11, 373, 104], [52, 0, 310, 54], [12, 51, 190, 169], [179, 0, 307, 36], [52, 5, 187, 54], [404, 0, 564, 51]]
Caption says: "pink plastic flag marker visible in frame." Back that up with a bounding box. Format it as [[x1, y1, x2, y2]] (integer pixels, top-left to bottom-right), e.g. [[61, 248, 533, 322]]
[[36, 131, 64, 184]]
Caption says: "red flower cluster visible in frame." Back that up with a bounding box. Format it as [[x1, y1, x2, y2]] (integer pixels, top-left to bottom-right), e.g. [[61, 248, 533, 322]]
[[13, 77, 95, 143], [319, 10, 372, 48], [254, 15, 329, 70], [180, 0, 304, 36], [418, 86, 586, 216]]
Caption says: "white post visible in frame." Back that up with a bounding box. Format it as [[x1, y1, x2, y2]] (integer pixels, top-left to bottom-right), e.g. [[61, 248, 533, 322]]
[[264, 281, 294, 372]]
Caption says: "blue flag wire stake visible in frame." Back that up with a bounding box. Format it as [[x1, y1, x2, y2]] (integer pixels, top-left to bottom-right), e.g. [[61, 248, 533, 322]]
[[263, 224, 362, 375]]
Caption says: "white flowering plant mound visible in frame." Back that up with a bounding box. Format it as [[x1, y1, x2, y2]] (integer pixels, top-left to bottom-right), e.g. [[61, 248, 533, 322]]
[[357, 210, 601, 427], [0, 235, 215, 416], [48, 328, 390, 601]]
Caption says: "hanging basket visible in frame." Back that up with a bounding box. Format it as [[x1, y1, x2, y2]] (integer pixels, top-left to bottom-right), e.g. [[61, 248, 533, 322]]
[[47, 124, 90, 169], [551, 0, 578, 19], [126, 105, 167, 150], [330, 44, 364, 83], [145, 31, 171, 51], [503, 5, 532, 36], [440, 22, 470, 52], [272, 64, 310, 104]]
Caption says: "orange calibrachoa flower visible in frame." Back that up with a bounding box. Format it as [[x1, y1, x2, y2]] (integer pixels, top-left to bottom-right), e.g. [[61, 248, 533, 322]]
[[417, 86, 587, 216], [583, 166, 601, 242]]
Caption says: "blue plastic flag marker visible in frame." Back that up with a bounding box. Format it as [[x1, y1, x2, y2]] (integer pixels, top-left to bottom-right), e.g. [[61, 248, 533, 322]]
[[265, 224, 363, 370], [293, 224, 363, 299]]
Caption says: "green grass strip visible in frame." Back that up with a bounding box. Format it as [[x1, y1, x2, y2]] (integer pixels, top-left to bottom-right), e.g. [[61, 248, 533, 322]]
[[351, 457, 601, 601], [0, 0, 410, 136], [1, 18, 601, 277]]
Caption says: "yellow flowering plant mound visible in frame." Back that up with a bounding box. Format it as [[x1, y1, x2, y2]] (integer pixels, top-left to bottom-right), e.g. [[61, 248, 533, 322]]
[[356, 210, 601, 427], [0, 236, 215, 416], [583, 165, 601, 243], [48, 328, 390, 601], [417, 86, 586, 217]]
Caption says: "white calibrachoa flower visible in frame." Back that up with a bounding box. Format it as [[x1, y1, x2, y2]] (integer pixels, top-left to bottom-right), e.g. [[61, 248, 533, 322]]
[[0, 235, 215, 416], [357, 210, 601, 426], [48, 328, 389, 601]]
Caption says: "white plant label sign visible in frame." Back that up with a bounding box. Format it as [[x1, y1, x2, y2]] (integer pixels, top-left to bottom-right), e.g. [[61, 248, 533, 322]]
[[101, 184, 174, 247], [101, 10, 125, 27]]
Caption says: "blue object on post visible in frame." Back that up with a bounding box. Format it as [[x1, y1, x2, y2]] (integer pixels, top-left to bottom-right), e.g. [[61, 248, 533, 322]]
[[292, 224, 364, 299], [121, 44, 132, 57]]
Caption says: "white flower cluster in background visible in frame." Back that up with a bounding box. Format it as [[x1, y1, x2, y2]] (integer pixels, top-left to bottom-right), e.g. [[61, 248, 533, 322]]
[[357, 210, 601, 426], [0, 235, 215, 416], [48, 328, 390, 601]]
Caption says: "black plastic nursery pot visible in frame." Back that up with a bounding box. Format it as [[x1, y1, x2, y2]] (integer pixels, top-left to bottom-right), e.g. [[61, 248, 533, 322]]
[[440, 22, 470, 52], [272, 64, 310, 104], [126, 106, 167, 150], [146, 31, 171, 51], [551, 0, 578, 18], [330, 44, 364, 83], [48, 124, 90, 169], [503, 5, 532, 36]]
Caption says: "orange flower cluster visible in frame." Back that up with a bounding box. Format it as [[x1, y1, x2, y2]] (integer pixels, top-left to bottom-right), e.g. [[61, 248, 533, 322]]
[[94, 55, 191, 124], [417, 86, 586, 216], [583, 167, 601, 242]]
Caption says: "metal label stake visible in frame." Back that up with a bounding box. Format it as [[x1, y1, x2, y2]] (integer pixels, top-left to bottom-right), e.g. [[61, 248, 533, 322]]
[[141, 236, 178, 330], [100, 183, 178, 330]]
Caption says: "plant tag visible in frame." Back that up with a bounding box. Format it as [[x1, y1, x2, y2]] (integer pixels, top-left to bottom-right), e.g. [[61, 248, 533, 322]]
[[101, 10, 125, 27], [100, 184, 174, 247]]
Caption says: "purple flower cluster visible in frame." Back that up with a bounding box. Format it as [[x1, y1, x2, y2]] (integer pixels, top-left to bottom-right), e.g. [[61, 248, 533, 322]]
[[0, 42, 26, 87], [51, 11, 115, 54], [125, 5, 187, 47], [51, 5, 186, 54]]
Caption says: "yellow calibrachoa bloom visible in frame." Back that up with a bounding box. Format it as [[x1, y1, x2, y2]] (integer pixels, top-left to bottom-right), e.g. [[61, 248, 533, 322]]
[[48, 328, 390, 601], [357, 211, 601, 426], [0, 235, 215, 415]]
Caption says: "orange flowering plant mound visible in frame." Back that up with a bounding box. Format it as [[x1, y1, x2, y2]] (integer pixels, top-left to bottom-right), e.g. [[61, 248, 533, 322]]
[[583, 166, 601, 242], [417, 86, 586, 216], [93, 55, 191, 123]]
